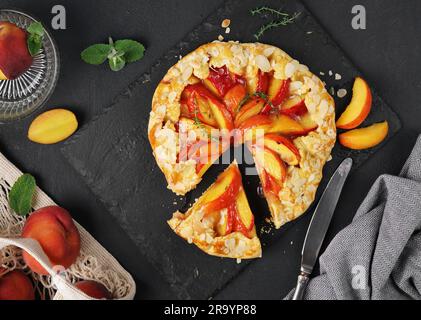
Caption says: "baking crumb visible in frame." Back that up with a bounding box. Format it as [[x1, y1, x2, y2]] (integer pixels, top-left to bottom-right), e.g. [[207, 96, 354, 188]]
[[173, 201, 177, 205], [335, 73, 342, 80], [327, 155, 333, 162], [328, 70, 333, 76], [225, 27, 231, 34], [337, 88, 347, 98], [193, 267, 199, 278], [319, 71, 325, 76], [221, 19, 231, 28], [179, 55, 182, 60], [218, 34, 224, 41], [290, 241, 294, 245], [236, 258, 242, 264], [329, 87, 335, 96], [307, 31, 313, 34]]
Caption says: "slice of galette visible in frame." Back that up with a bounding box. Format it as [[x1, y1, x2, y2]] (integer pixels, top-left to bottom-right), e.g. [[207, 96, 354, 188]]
[[168, 161, 262, 259]]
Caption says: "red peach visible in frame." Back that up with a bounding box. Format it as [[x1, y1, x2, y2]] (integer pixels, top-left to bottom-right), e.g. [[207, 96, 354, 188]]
[[75, 280, 112, 299], [0, 269, 35, 300], [0, 22, 33, 80], [21, 206, 81, 275]]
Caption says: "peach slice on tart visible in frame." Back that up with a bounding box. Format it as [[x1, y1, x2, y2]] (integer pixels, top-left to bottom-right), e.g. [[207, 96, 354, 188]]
[[336, 77, 372, 129], [256, 70, 270, 94], [183, 84, 218, 127], [234, 188, 256, 238], [263, 134, 301, 166], [269, 114, 306, 136], [252, 146, 287, 184], [223, 83, 247, 116], [207, 96, 235, 131], [239, 114, 306, 142], [296, 112, 318, 135], [234, 97, 265, 127], [339, 121, 388, 150], [167, 161, 262, 259], [203, 65, 245, 98], [200, 163, 242, 214], [280, 96, 307, 117], [268, 78, 290, 107]]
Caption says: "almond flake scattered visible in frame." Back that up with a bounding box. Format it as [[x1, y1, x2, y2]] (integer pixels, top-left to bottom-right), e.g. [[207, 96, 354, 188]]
[[221, 19, 231, 28], [218, 34, 224, 41], [319, 71, 325, 76], [307, 31, 313, 34], [335, 73, 342, 80], [225, 27, 231, 34], [329, 87, 335, 96], [337, 88, 347, 98], [236, 258, 242, 264], [328, 70, 333, 76]]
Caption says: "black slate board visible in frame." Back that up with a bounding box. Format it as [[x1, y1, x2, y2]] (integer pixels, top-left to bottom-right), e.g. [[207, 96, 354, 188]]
[[62, 0, 400, 299]]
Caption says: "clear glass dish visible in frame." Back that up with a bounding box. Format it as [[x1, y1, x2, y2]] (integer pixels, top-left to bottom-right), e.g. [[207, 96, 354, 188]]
[[0, 9, 60, 122]]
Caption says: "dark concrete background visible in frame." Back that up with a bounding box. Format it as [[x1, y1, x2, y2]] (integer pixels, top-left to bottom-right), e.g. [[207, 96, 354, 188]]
[[0, 0, 420, 299]]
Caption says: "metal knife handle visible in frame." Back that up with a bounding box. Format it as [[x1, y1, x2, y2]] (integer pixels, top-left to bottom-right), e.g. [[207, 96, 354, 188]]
[[292, 272, 310, 300]]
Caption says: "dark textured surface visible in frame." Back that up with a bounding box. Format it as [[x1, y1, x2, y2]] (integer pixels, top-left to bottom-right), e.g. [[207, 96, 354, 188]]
[[61, 0, 400, 299], [0, 0, 419, 299]]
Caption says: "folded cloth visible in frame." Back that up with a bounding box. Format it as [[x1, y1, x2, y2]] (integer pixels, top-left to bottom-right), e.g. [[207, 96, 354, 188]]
[[286, 136, 421, 300]]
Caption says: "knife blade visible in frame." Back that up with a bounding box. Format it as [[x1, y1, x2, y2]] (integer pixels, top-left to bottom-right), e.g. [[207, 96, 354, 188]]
[[292, 157, 353, 300]]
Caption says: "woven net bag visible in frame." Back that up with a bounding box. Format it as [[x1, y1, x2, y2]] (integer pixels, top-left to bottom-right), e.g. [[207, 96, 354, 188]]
[[0, 152, 136, 300]]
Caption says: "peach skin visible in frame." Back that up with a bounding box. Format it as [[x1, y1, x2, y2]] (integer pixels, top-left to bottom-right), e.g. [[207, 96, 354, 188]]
[[75, 280, 112, 299], [339, 121, 389, 150], [21, 206, 81, 275], [336, 77, 372, 129], [0, 269, 35, 300], [0, 22, 33, 80]]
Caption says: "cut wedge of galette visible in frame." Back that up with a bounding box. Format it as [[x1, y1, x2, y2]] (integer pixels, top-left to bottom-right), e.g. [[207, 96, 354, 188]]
[[149, 42, 336, 246], [168, 161, 261, 259]]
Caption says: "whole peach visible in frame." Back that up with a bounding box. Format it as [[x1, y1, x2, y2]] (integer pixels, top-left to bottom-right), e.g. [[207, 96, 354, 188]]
[[22, 206, 81, 275], [0, 269, 35, 300], [0, 21, 33, 80], [75, 280, 112, 299]]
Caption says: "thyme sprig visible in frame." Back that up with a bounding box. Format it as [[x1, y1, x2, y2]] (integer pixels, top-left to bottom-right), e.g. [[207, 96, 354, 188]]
[[237, 91, 275, 113], [251, 10, 301, 41], [251, 6, 289, 18]]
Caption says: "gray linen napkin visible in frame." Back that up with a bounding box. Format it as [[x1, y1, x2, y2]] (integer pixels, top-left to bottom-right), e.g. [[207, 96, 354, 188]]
[[287, 136, 421, 300]]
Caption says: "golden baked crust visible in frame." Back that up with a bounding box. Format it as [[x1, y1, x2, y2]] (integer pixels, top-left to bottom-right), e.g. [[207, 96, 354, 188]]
[[149, 42, 336, 229]]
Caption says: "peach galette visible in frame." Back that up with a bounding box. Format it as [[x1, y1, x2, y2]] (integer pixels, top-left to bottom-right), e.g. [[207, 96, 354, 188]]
[[168, 161, 261, 259], [149, 42, 336, 238]]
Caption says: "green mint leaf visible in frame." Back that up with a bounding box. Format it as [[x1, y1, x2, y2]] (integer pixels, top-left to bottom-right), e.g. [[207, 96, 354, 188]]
[[27, 22, 44, 37], [26, 22, 45, 56], [109, 55, 126, 71], [8, 174, 36, 216], [27, 34, 43, 56], [114, 40, 145, 63], [81, 44, 112, 65]]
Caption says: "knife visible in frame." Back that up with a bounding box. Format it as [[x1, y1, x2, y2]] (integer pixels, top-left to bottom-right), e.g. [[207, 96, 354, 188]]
[[292, 157, 353, 300]]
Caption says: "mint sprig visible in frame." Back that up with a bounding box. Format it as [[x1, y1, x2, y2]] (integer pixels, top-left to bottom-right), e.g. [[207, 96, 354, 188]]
[[27, 22, 45, 56], [8, 173, 36, 216], [81, 37, 145, 72]]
